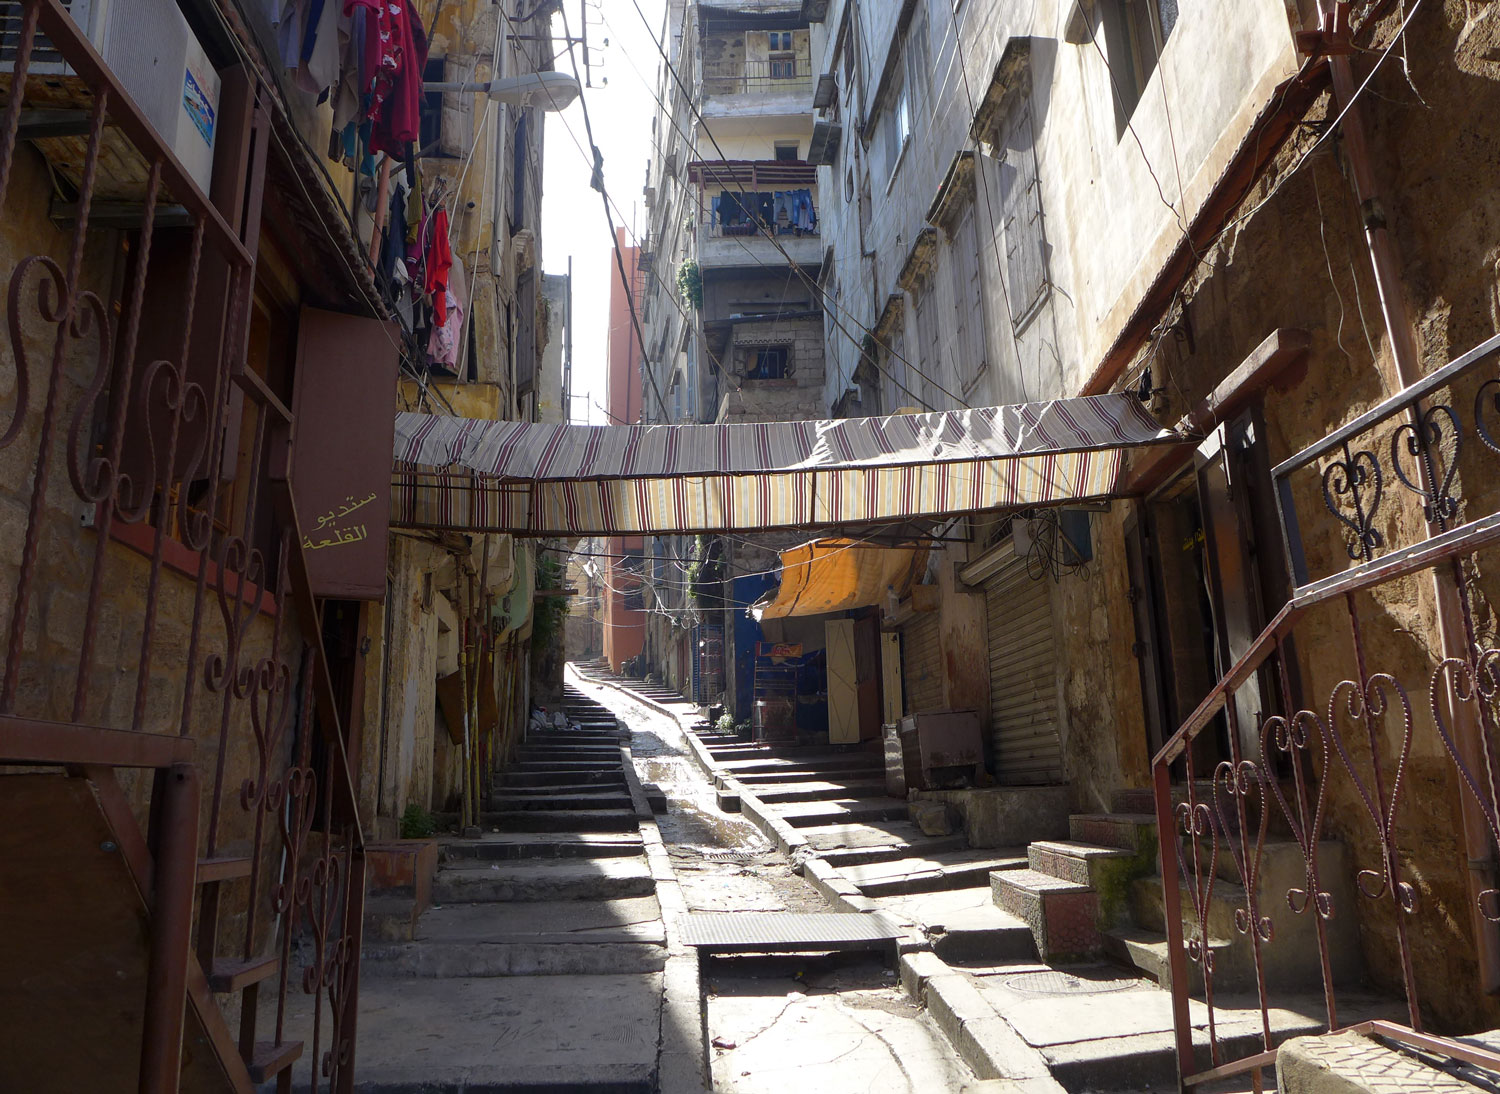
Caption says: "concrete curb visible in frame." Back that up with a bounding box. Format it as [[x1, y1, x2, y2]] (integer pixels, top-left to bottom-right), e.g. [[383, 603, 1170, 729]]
[[900, 952, 1065, 1091]]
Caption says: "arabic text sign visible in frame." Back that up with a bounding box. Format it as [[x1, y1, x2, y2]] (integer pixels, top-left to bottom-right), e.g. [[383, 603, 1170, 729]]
[[290, 308, 400, 600]]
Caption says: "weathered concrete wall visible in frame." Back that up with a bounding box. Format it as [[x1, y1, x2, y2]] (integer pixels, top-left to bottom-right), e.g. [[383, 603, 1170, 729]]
[[379, 536, 444, 822]]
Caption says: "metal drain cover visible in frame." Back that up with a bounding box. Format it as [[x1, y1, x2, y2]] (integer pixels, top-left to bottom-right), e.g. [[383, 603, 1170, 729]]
[[697, 848, 767, 864], [680, 912, 901, 953], [1002, 970, 1139, 996]]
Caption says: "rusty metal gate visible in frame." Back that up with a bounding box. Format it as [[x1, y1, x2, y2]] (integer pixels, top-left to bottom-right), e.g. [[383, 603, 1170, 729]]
[[1153, 329, 1500, 1089], [0, 2, 367, 1090]]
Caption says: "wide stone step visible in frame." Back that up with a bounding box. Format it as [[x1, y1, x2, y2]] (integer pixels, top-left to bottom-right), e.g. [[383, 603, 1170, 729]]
[[1068, 812, 1158, 854], [991, 868, 1100, 962], [771, 798, 910, 828], [751, 779, 892, 804], [800, 821, 966, 865], [845, 849, 1028, 897], [1099, 925, 1237, 994], [475, 809, 639, 832], [489, 779, 627, 797], [318, 974, 660, 1093], [873, 887, 1037, 964], [505, 760, 621, 775], [441, 832, 643, 861], [433, 858, 655, 903], [522, 733, 621, 745], [361, 939, 665, 979], [513, 748, 623, 762], [497, 769, 626, 788], [487, 791, 635, 813]]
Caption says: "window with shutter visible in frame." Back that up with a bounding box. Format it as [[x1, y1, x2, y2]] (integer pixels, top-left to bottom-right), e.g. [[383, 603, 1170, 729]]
[[915, 284, 942, 404], [948, 203, 988, 391], [995, 106, 1049, 329]]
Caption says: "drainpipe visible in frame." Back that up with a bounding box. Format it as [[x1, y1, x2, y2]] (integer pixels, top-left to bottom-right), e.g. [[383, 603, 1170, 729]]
[[1323, 8, 1500, 992]]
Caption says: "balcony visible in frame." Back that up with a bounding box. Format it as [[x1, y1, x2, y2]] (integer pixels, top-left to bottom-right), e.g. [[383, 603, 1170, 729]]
[[700, 60, 813, 117]]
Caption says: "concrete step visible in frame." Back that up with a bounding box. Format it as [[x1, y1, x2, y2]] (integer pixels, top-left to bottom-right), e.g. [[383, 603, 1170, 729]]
[[432, 858, 655, 904], [491, 778, 628, 796], [522, 733, 621, 745], [1068, 813, 1158, 854], [751, 779, 893, 804], [874, 887, 1038, 964], [497, 768, 626, 787], [844, 850, 1028, 897], [1129, 872, 1245, 941], [1027, 839, 1150, 927], [504, 760, 622, 774], [361, 939, 666, 979], [800, 821, 967, 864], [771, 798, 910, 829], [513, 747, 623, 763], [441, 832, 643, 862], [487, 790, 636, 812], [315, 974, 660, 1093], [473, 809, 640, 833], [991, 868, 1101, 963], [415, 896, 665, 944], [734, 769, 878, 785], [1099, 925, 1233, 994], [714, 751, 883, 771]]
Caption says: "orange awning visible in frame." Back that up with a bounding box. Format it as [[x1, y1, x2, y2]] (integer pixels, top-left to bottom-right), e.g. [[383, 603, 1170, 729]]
[[752, 539, 927, 621]]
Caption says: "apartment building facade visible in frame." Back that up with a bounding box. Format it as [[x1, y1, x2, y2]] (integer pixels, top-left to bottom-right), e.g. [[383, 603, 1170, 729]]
[[797, 0, 1500, 1069]]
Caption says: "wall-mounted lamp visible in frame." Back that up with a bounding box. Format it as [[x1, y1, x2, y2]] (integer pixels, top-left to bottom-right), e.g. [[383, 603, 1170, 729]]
[[423, 71, 582, 111]]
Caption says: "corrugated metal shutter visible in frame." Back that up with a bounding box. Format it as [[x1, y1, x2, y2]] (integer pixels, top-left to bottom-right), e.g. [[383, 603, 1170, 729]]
[[902, 613, 943, 715], [984, 549, 1063, 783]]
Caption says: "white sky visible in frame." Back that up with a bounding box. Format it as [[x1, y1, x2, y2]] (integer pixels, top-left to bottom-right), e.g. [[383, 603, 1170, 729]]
[[542, 0, 668, 425]]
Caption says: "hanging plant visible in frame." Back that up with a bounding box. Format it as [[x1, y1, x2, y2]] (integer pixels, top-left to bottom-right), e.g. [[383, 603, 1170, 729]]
[[677, 260, 703, 310]]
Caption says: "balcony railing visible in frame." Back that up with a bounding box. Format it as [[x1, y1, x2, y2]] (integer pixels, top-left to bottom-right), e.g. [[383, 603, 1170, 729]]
[[702, 60, 813, 98], [1152, 330, 1500, 1090]]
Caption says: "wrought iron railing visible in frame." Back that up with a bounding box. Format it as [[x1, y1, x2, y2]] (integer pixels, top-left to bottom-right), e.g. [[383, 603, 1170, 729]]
[[702, 60, 812, 97], [0, 1, 365, 1090], [1152, 330, 1500, 1089]]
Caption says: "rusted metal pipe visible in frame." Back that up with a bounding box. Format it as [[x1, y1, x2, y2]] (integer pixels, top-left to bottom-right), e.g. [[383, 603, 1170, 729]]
[[140, 763, 200, 1094], [1326, 20, 1500, 992]]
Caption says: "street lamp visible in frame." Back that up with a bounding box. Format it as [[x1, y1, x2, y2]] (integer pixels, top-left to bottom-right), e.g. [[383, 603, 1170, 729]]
[[422, 71, 582, 112]]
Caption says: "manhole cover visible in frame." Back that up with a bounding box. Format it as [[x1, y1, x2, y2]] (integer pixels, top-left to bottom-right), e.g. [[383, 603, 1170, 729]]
[[697, 848, 767, 864], [1002, 971, 1139, 996]]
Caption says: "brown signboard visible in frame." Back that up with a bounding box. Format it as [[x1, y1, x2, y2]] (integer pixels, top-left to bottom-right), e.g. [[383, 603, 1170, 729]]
[[290, 307, 400, 600]]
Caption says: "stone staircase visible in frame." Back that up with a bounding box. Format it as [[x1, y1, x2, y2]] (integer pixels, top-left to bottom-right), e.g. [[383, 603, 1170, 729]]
[[344, 683, 666, 1092], [675, 711, 1040, 967], [994, 790, 1362, 992]]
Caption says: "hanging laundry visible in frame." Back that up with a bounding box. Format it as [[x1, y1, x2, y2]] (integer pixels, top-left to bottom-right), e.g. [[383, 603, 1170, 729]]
[[369, 0, 428, 156], [296, 0, 340, 94], [773, 191, 794, 232], [756, 192, 775, 229], [429, 256, 467, 373], [378, 184, 407, 296], [404, 172, 423, 245], [425, 206, 453, 327]]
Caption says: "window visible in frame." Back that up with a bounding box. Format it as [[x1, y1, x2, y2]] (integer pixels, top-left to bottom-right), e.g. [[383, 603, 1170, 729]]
[[992, 104, 1050, 327], [774, 141, 800, 161], [768, 30, 797, 79], [906, 13, 931, 108], [419, 57, 446, 154], [747, 346, 789, 380], [1100, 0, 1178, 129], [947, 202, 987, 390], [913, 284, 942, 404], [878, 71, 911, 183]]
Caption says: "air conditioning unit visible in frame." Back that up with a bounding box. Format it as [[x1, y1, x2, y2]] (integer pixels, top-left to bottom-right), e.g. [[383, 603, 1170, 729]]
[[1, 0, 220, 195], [808, 119, 842, 165]]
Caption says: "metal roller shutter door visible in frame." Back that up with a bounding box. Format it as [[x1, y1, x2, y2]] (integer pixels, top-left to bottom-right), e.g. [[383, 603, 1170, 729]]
[[902, 613, 944, 715], [984, 551, 1063, 784]]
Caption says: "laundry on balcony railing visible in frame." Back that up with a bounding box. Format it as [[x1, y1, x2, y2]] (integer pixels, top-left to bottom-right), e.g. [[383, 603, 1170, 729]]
[[712, 189, 817, 236], [390, 393, 1184, 536]]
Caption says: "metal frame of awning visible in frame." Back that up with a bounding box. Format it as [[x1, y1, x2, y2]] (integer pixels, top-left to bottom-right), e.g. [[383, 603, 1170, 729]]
[[389, 394, 1186, 537]]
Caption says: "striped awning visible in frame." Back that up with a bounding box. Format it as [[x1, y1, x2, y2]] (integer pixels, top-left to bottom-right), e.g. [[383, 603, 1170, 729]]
[[391, 393, 1179, 536]]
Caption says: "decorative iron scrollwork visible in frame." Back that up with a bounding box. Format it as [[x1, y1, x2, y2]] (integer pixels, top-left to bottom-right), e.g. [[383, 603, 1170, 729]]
[[1322, 446, 1384, 561]]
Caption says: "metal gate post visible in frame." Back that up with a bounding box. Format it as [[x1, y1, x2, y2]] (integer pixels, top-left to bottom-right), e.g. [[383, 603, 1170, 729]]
[[140, 763, 201, 1094]]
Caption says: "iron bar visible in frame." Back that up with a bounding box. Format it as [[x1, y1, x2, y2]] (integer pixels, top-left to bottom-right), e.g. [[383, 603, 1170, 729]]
[[139, 763, 199, 1094]]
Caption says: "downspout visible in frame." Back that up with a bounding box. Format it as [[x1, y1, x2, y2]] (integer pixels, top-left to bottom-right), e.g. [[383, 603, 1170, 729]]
[[1323, 6, 1500, 992]]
